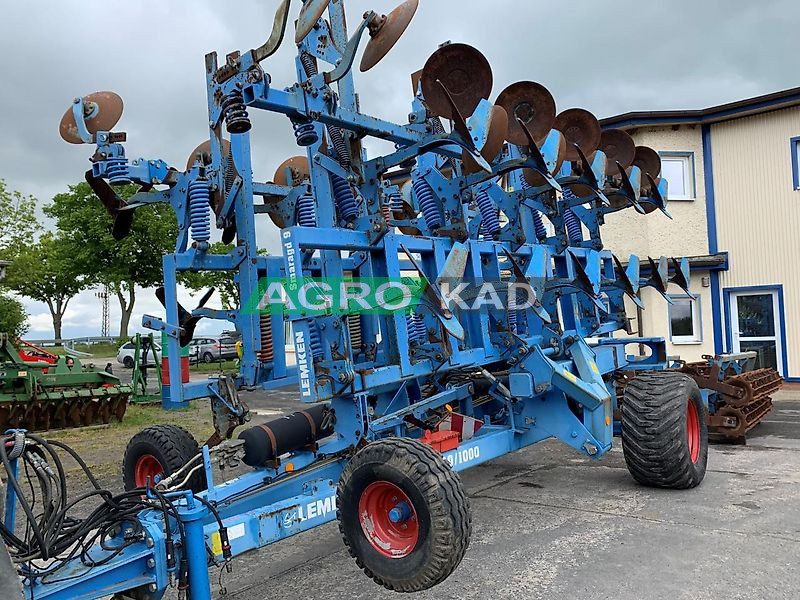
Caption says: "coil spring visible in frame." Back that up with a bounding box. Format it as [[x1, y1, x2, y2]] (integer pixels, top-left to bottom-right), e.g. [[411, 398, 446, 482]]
[[188, 179, 211, 242], [476, 190, 500, 237], [430, 117, 446, 135], [521, 174, 547, 241], [332, 174, 358, 223], [413, 177, 442, 230], [406, 314, 427, 343], [348, 315, 363, 354], [381, 202, 392, 224], [222, 89, 251, 134], [224, 151, 236, 195], [327, 125, 351, 169], [308, 320, 323, 359], [561, 187, 582, 243], [391, 192, 403, 212], [258, 313, 275, 363], [296, 192, 317, 227], [508, 309, 518, 334], [106, 157, 130, 186], [300, 52, 318, 77], [292, 120, 318, 147]]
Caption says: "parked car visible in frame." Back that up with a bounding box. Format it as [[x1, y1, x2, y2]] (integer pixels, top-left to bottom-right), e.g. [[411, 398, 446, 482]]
[[189, 336, 239, 363], [187, 338, 220, 362], [117, 341, 161, 369]]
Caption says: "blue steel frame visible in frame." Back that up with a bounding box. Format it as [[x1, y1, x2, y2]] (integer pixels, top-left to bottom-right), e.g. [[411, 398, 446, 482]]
[[12, 2, 696, 598]]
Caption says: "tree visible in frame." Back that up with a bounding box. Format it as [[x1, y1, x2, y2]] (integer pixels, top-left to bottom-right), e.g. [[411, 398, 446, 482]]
[[45, 183, 178, 338], [4, 234, 88, 340], [0, 179, 37, 259], [0, 293, 28, 338]]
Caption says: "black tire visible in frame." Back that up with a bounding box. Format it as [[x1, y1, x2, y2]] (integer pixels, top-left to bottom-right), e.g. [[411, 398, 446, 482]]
[[337, 438, 471, 592], [202, 352, 214, 364], [622, 371, 708, 489], [123, 356, 134, 369], [123, 425, 205, 492]]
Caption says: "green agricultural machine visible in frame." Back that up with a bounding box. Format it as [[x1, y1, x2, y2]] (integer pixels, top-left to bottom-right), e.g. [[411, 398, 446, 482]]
[[0, 333, 131, 430]]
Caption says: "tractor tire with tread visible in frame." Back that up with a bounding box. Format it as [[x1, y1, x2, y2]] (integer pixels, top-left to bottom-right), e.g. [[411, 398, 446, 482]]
[[123, 424, 205, 492], [337, 437, 471, 592], [621, 371, 708, 489]]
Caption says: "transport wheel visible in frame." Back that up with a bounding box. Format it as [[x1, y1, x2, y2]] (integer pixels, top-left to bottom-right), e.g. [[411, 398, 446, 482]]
[[621, 371, 708, 489], [123, 425, 205, 492], [337, 438, 472, 592]]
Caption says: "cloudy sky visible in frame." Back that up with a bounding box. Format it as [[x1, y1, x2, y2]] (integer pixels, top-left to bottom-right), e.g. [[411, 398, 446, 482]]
[[2, 0, 799, 340]]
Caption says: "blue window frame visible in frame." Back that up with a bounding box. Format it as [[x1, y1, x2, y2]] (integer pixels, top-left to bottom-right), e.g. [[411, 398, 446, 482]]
[[791, 136, 800, 191]]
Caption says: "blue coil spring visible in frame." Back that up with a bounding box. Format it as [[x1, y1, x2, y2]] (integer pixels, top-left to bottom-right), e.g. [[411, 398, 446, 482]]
[[293, 121, 318, 147], [390, 192, 403, 212], [296, 193, 317, 227], [188, 179, 211, 242], [307, 320, 323, 359], [520, 174, 547, 241], [332, 174, 358, 222], [222, 89, 251, 134], [561, 187, 582, 243], [106, 157, 130, 186], [406, 314, 427, 343], [508, 309, 518, 334], [476, 190, 500, 237], [413, 177, 442, 230]]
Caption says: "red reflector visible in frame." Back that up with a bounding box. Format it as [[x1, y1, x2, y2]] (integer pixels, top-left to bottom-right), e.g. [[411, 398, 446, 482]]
[[420, 430, 460, 453]]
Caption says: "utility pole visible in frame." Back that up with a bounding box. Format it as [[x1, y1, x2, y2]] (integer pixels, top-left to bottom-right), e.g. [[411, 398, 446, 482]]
[[96, 285, 110, 337]]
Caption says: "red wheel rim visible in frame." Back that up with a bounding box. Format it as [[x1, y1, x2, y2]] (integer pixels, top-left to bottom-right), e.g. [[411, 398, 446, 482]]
[[687, 400, 700, 464], [134, 454, 164, 487], [358, 481, 419, 558]]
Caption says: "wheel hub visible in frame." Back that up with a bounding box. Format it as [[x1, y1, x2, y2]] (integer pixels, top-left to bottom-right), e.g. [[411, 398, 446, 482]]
[[358, 481, 419, 558], [134, 454, 164, 487]]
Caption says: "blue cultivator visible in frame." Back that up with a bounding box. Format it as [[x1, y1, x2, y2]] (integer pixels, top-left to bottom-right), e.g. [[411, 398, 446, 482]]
[[3, 1, 726, 598]]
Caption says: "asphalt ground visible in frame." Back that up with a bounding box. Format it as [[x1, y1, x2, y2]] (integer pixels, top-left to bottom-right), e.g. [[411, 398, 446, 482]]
[[191, 388, 800, 600]]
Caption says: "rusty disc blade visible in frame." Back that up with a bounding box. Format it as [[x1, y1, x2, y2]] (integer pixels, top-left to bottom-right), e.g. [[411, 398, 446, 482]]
[[295, 0, 331, 43], [421, 43, 493, 119], [186, 139, 232, 170], [361, 0, 419, 72], [600, 129, 636, 175], [59, 91, 124, 144], [633, 146, 662, 179], [463, 105, 508, 174], [274, 156, 311, 186], [496, 81, 556, 146], [553, 108, 601, 162]]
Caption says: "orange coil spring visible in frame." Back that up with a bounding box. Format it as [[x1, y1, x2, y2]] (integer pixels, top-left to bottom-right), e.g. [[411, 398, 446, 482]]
[[258, 313, 274, 363], [381, 202, 392, 224]]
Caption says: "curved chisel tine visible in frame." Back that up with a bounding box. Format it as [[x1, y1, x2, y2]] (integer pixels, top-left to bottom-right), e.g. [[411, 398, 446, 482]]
[[253, 0, 292, 62], [616, 163, 645, 214], [434, 80, 492, 173], [324, 13, 372, 84]]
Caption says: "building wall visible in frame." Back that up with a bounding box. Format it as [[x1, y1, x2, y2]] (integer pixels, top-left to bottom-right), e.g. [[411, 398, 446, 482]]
[[602, 125, 709, 259], [710, 106, 800, 377], [602, 125, 715, 361]]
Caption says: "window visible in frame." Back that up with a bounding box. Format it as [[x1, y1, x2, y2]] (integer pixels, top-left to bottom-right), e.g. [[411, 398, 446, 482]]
[[668, 295, 702, 343], [659, 152, 695, 200], [791, 136, 800, 190]]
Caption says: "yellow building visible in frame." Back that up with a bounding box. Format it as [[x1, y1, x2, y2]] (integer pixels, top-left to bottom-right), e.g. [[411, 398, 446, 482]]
[[601, 88, 800, 380]]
